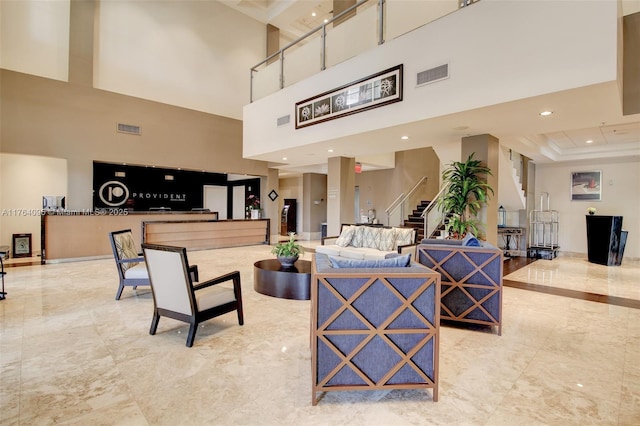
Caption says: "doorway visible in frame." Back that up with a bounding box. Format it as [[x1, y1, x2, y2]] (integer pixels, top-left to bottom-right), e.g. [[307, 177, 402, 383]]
[[203, 186, 227, 219]]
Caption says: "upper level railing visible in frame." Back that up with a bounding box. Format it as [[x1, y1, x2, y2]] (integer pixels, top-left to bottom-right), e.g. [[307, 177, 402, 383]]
[[250, 0, 475, 102]]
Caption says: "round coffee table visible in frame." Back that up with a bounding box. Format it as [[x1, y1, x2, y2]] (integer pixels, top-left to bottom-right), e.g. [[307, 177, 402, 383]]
[[253, 259, 311, 300]]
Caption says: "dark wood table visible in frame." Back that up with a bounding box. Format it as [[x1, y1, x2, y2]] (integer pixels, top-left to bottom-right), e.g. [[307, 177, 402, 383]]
[[253, 259, 311, 300]]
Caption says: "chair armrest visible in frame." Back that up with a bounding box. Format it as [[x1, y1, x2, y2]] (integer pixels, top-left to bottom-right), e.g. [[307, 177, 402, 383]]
[[119, 257, 144, 264], [321, 236, 339, 245], [398, 243, 418, 259], [193, 270, 241, 291], [189, 265, 199, 282]]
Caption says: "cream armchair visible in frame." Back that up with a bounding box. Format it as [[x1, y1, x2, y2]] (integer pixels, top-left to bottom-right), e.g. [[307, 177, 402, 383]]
[[142, 243, 243, 347]]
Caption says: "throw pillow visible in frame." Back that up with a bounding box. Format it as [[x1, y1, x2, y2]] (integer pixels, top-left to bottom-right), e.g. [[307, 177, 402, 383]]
[[329, 253, 412, 268], [335, 226, 355, 247], [351, 225, 365, 248], [377, 228, 397, 251], [462, 232, 481, 247], [361, 226, 382, 248], [393, 227, 415, 249]]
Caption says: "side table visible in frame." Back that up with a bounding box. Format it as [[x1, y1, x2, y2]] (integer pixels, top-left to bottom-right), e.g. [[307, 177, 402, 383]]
[[254, 259, 311, 300]]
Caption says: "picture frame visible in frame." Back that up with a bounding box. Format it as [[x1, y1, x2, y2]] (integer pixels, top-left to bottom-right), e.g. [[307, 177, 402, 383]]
[[571, 171, 602, 201], [268, 189, 279, 202], [295, 64, 403, 129], [12, 233, 32, 258]]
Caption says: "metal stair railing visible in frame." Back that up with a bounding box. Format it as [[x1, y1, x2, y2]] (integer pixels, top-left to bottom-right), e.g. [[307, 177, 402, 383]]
[[385, 176, 428, 227], [421, 185, 448, 239]]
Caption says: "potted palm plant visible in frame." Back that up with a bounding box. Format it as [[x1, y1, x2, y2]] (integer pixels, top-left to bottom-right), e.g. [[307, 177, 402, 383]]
[[437, 153, 494, 239], [271, 232, 304, 267]]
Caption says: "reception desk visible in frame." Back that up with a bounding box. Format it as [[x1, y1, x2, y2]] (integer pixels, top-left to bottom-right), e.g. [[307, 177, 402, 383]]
[[143, 219, 270, 250], [585, 215, 627, 266], [41, 211, 269, 263]]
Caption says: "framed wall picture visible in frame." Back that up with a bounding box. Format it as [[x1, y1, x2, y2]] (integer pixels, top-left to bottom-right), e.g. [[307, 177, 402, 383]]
[[12, 233, 32, 258], [295, 64, 403, 129], [571, 171, 602, 201]]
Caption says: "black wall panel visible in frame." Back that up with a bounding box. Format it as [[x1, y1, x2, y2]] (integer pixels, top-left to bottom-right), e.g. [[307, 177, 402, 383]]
[[93, 161, 259, 212]]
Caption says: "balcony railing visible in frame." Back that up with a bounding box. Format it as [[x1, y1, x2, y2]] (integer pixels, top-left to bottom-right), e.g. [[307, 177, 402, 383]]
[[250, 0, 475, 102]]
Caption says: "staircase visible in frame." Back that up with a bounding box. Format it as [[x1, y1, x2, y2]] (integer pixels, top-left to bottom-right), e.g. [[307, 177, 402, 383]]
[[402, 201, 431, 241]]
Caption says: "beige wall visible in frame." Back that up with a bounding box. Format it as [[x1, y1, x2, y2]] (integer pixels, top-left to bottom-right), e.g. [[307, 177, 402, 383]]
[[0, 70, 269, 212], [0, 153, 68, 253], [535, 157, 640, 260], [303, 173, 328, 240], [354, 147, 441, 225]]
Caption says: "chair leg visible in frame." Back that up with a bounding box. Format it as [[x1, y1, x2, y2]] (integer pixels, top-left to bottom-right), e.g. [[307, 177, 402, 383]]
[[186, 323, 197, 347], [237, 305, 244, 326], [115, 282, 125, 300], [234, 274, 244, 326], [149, 311, 160, 335]]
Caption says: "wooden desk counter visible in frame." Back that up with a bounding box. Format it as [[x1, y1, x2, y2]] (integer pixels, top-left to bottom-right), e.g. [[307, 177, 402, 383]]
[[42, 211, 219, 263], [143, 219, 270, 251]]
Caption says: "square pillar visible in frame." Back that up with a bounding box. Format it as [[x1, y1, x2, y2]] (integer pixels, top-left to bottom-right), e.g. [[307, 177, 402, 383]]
[[461, 134, 499, 246], [327, 157, 355, 236]]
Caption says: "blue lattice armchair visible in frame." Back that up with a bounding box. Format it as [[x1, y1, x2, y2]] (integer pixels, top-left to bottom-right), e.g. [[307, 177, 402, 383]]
[[311, 253, 440, 405], [417, 239, 503, 335]]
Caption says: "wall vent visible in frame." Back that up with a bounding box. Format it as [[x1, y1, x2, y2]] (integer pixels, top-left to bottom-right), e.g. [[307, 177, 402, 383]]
[[277, 115, 290, 126], [117, 123, 141, 135], [416, 64, 449, 87]]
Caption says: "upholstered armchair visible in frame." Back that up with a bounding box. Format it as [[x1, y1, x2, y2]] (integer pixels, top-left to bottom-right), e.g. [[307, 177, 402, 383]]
[[142, 243, 243, 347], [417, 239, 503, 335], [109, 229, 198, 300], [311, 253, 440, 405]]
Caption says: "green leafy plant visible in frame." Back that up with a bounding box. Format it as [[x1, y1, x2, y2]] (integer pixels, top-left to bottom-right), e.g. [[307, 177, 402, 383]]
[[271, 232, 304, 257], [437, 153, 494, 239]]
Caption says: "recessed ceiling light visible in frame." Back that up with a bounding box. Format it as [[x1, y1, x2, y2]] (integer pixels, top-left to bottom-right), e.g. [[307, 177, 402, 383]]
[[401, 136, 409, 140], [585, 140, 594, 144], [328, 149, 334, 153], [312, 12, 316, 17], [282, 157, 287, 161], [539, 111, 553, 116], [324, 19, 328, 23]]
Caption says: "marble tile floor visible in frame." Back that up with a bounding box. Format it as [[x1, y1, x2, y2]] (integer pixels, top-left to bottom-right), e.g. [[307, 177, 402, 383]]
[[1, 244, 639, 425]]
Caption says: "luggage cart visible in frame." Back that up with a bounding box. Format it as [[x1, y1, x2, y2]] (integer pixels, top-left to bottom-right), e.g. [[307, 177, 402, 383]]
[[529, 192, 559, 259]]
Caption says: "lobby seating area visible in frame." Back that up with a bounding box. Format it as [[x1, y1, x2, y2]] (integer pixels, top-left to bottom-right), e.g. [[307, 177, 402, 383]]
[[1, 242, 640, 424]]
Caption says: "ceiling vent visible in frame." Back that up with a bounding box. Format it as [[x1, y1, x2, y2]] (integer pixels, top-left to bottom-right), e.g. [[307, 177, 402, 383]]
[[117, 123, 141, 135], [277, 115, 290, 127], [416, 64, 449, 87]]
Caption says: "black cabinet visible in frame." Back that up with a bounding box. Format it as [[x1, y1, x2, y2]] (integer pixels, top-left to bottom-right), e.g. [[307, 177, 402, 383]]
[[585, 215, 627, 266]]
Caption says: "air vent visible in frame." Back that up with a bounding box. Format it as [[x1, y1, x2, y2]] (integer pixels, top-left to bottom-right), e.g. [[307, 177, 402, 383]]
[[117, 123, 141, 135], [416, 64, 449, 87], [277, 115, 290, 127]]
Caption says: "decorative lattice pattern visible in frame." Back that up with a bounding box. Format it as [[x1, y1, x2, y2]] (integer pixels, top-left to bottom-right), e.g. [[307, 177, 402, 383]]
[[311, 263, 440, 405], [417, 245, 502, 334]]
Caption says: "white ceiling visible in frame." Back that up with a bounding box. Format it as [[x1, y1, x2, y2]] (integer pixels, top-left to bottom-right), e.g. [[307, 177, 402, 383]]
[[223, 0, 640, 173]]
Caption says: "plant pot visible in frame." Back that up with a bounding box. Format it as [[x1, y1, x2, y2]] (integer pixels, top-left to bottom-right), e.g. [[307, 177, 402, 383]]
[[250, 209, 261, 219], [277, 255, 298, 268]]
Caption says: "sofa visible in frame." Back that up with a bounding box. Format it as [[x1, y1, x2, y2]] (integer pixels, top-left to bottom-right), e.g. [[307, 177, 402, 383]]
[[416, 238, 503, 335], [311, 252, 440, 405], [316, 224, 417, 260]]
